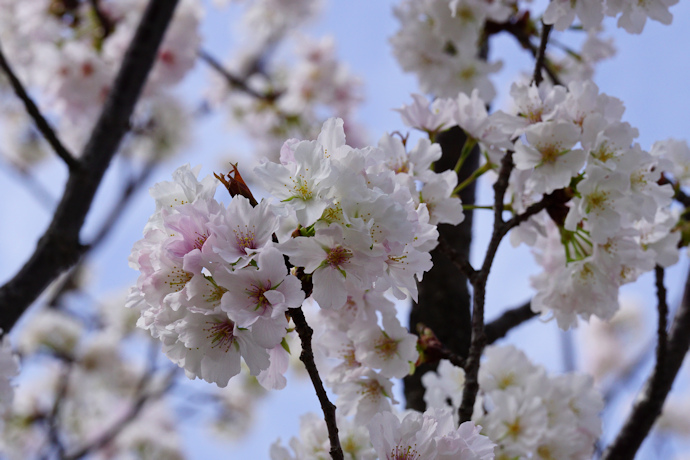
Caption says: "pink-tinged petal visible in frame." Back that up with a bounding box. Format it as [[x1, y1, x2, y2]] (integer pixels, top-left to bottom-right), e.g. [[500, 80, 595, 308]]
[[251, 316, 288, 349], [258, 345, 290, 390]]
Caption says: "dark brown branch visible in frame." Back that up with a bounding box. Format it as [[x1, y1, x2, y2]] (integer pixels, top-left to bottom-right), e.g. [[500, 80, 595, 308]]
[[46, 161, 158, 308], [288, 307, 343, 460], [655, 266, 669, 372], [437, 237, 477, 282], [673, 187, 690, 208], [532, 21, 553, 87], [0, 0, 180, 332], [458, 150, 515, 423], [486, 20, 562, 86], [601, 265, 690, 460], [485, 300, 536, 344], [63, 368, 176, 460], [406, 127, 478, 411], [0, 44, 79, 171]]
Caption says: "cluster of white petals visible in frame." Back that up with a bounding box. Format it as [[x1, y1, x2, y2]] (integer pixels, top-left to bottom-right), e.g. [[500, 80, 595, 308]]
[[209, 33, 364, 162], [423, 346, 603, 459], [544, 0, 679, 33], [390, 0, 504, 101], [492, 80, 682, 329], [271, 408, 494, 460], [1, 304, 189, 459], [129, 118, 460, 389]]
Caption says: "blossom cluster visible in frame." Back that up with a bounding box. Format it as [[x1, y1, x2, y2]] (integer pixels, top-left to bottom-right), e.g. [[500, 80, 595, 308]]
[[507, 81, 680, 328], [423, 346, 603, 459], [0, 0, 200, 158], [271, 408, 495, 460], [208, 33, 365, 163], [396, 80, 683, 329], [390, 0, 504, 100], [0, 304, 186, 459], [543, 0, 679, 33], [128, 117, 461, 390]]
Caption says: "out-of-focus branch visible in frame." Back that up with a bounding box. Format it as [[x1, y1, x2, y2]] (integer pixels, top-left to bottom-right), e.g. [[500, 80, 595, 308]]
[[655, 266, 669, 371], [43, 361, 73, 460], [0, 0, 180, 332], [532, 21, 553, 86], [485, 300, 536, 344], [63, 367, 177, 460], [601, 265, 690, 460], [289, 307, 343, 460], [0, 156, 56, 211], [0, 44, 79, 171], [198, 49, 279, 102], [46, 160, 158, 309]]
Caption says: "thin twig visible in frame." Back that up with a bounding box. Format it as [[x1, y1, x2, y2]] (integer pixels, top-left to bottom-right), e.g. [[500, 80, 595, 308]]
[[532, 21, 553, 86], [198, 49, 278, 102], [0, 156, 56, 211], [289, 307, 343, 460], [601, 265, 690, 460], [0, 0, 180, 332], [0, 44, 79, 171], [487, 20, 562, 86]]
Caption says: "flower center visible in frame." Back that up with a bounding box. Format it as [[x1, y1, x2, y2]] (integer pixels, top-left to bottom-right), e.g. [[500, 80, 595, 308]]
[[326, 246, 353, 268], [204, 319, 236, 352], [246, 282, 273, 314], [233, 228, 257, 251], [390, 445, 420, 460]]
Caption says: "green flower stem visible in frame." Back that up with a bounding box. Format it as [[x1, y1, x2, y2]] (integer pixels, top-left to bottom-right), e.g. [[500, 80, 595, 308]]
[[453, 161, 492, 195], [453, 138, 478, 174]]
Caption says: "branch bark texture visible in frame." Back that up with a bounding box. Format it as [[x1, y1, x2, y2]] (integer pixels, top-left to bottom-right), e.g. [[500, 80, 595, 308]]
[[289, 306, 343, 460], [0, 0, 179, 332], [404, 126, 478, 411]]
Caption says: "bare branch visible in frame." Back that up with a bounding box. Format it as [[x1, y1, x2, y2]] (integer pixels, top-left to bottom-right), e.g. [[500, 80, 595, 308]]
[[198, 49, 279, 102], [0, 0, 180, 332], [601, 265, 690, 460], [485, 300, 536, 344], [437, 236, 477, 282], [458, 150, 516, 423], [0, 44, 79, 171], [532, 21, 553, 87], [289, 307, 343, 460]]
